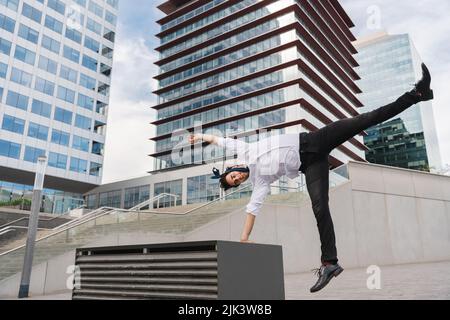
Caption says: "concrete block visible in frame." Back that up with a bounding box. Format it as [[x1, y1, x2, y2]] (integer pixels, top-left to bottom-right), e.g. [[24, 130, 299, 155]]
[[440, 177, 450, 202], [349, 162, 385, 193], [385, 195, 423, 264], [352, 191, 394, 267], [382, 168, 415, 197], [417, 199, 450, 261], [413, 173, 444, 200]]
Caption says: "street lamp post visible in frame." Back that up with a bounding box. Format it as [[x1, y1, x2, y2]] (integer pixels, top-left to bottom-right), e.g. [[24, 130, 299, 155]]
[[18, 155, 47, 299]]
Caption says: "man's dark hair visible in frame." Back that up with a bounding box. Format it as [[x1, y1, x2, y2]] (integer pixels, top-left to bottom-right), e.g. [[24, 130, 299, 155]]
[[219, 169, 237, 191], [211, 166, 249, 191]]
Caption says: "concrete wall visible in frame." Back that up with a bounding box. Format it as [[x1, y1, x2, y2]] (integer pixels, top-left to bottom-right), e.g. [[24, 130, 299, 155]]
[[183, 161, 450, 273], [1, 161, 449, 298]]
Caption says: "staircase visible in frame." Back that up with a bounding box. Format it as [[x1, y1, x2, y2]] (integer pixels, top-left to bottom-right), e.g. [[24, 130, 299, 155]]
[[0, 188, 310, 283], [0, 211, 73, 254]]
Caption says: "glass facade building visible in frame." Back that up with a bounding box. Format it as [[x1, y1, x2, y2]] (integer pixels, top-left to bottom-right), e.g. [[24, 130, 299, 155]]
[[0, 0, 119, 213], [354, 32, 442, 172]]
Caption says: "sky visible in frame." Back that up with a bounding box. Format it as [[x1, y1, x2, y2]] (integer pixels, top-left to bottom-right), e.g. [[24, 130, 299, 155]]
[[102, 0, 450, 183]]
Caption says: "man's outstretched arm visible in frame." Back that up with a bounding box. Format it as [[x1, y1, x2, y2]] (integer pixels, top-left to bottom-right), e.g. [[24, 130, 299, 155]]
[[188, 133, 220, 145]]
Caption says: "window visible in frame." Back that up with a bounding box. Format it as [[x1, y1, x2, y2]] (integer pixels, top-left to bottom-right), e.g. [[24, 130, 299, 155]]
[[124, 185, 150, 209], [84, 36, 100, 53], [24, 146, 46, 163], [18, 24, 39, 44], [48, 152, 67, 169], [41, 35, 60, 54], [38, 56, 58, 74], [103, 27, 115, 43], [14, 45, 36, 65], [88, 0, 103, 17], [6, 91, 28, 110], [82, 55, 97, 72], [99, 190, 121, 207], [57, 86, 75, 103], [106, 0, 119, 10], [0, 13, 15, 33], [187, 175, 220, 204], [66, 5, 85, 29], [79, 73, 96, 90], [22, 3, 42, 23], [63, 45, 80, 63], [74, 0, 87, 7], [0, 37, 12, 55], [2, 114, 25, 134], [89, 162, 102, 177], [102, 45, 113, 59], [0, 0, 20, 11], [48, 0, 65, 15], [60, 65, 78, 83], [77, 93, 94, 111], [54, 107, 73, 125], [10, 68, 32, 87], [28, 122, 49, 141], [105, 10, 117, 26], [51, 129, 70, 146], [44, 15, 63, 33], [0, 62, 7, 78], [31, 99, 52, 118], [97, 82, 110, 96], [86, 17, 101, 35], [154, 180, 182, 208], [0, 139, 21, 159], [75, 114, 91, 131], [100, 63, 111, 77], [65, 27, 82, 44], [35, 77, 55, 96], [70, 157, 88, 173], [72, 135, 90, 152], [92, 141, 104, 155]]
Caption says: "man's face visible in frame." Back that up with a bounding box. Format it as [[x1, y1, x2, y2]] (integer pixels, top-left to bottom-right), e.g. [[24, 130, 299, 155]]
[[225, 170, 249, 188]]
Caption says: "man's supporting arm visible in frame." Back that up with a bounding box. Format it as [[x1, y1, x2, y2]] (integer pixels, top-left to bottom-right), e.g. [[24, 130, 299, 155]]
[[241, 213, 256, 243]]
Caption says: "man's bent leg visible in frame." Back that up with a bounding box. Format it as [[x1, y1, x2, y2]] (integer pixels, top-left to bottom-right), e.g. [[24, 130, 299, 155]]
[[304, 153, 338, 263]]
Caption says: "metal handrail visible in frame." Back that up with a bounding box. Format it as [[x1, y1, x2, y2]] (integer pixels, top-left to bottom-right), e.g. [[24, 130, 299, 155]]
[[0, 225, 51, 236], [129, 193, 179, 211], [0, 210, 73, 230]]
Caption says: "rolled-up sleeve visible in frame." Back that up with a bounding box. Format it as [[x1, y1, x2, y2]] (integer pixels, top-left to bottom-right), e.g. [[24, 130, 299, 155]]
[[246, 179, 270, 216]]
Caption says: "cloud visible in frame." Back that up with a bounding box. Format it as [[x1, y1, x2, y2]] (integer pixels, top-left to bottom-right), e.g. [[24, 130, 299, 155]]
[[101, 31, 159, 183]]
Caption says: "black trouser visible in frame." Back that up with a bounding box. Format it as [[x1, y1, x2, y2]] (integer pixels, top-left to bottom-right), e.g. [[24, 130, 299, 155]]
[[299, 92, 420, 264]]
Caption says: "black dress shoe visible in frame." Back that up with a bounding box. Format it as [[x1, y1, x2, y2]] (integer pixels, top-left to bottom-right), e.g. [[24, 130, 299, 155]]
[[410, 63, 434, 101], [310, 263, 344, 293]]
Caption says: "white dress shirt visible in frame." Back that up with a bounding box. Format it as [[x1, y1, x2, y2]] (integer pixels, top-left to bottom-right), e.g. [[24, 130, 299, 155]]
[[217, 134, 302, 216]]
